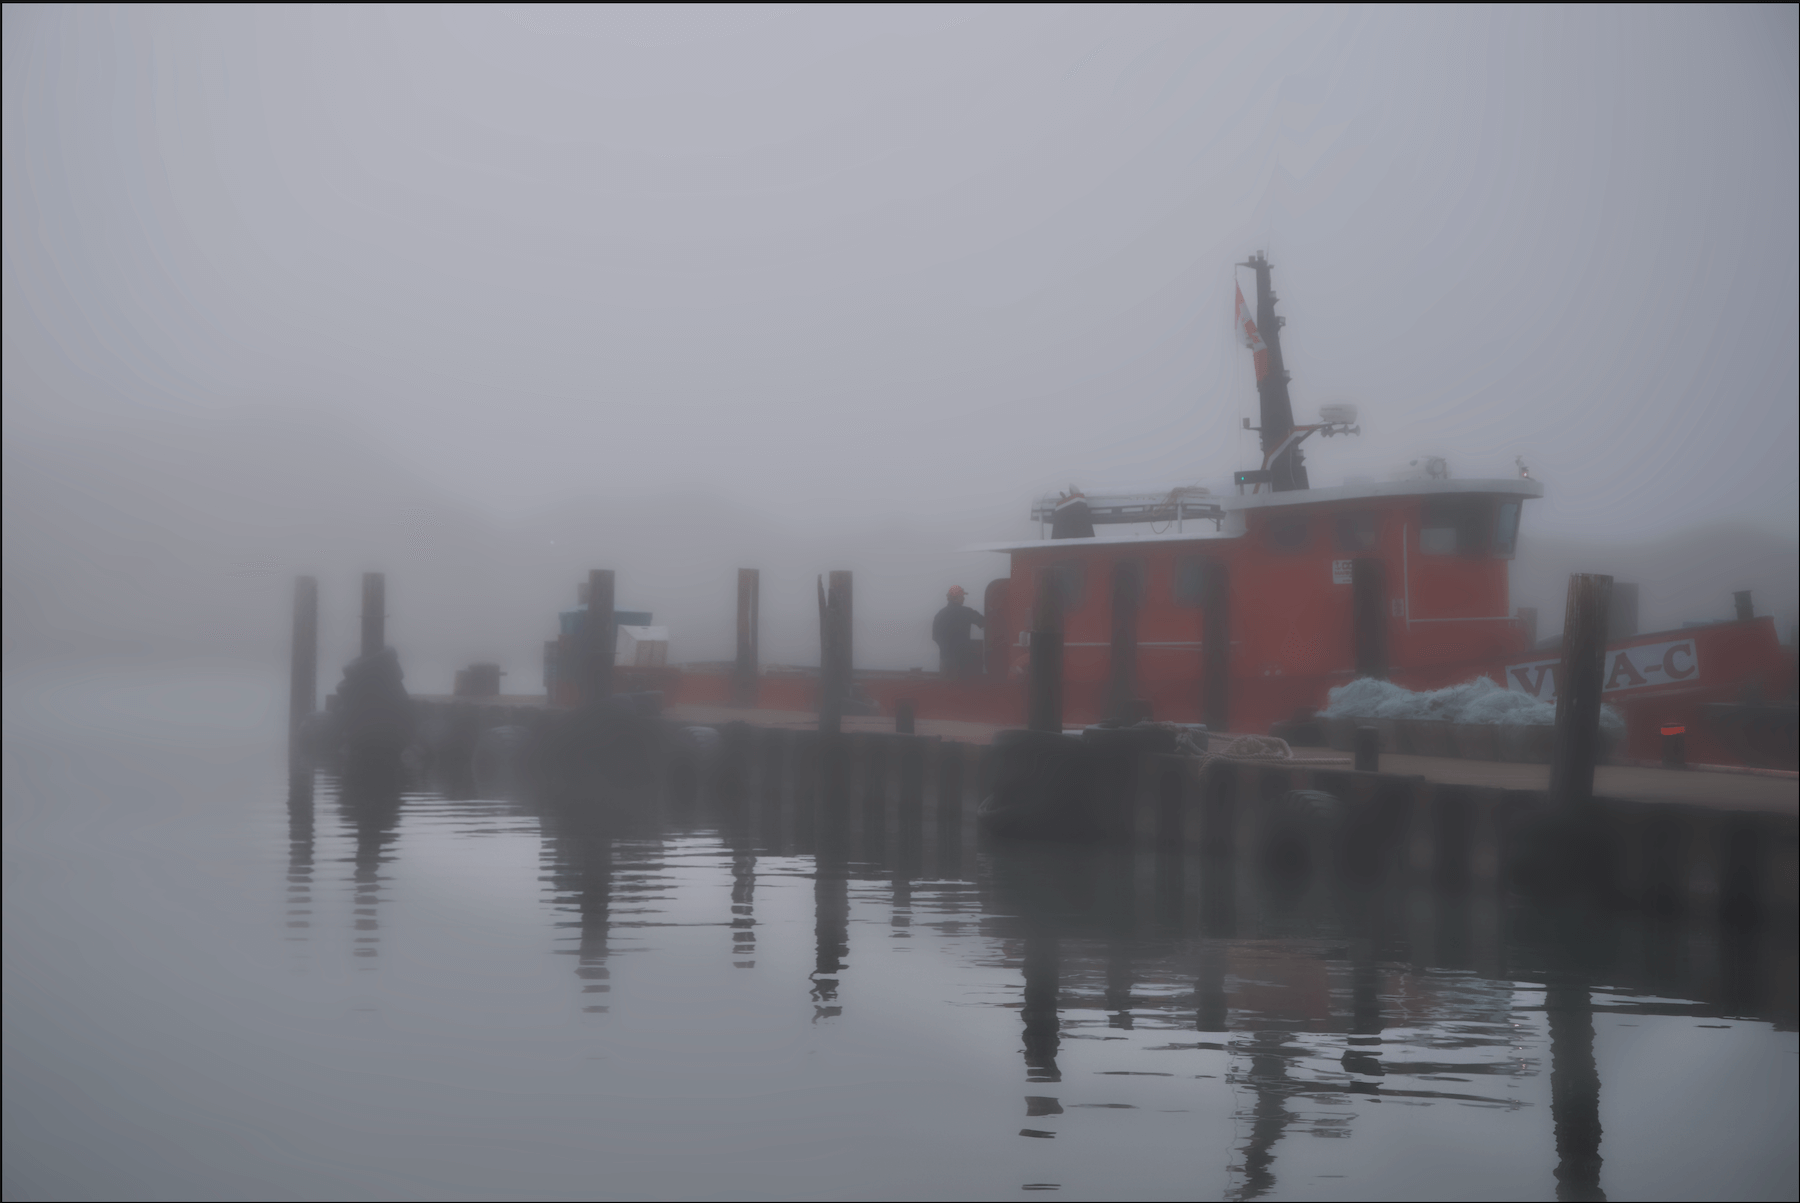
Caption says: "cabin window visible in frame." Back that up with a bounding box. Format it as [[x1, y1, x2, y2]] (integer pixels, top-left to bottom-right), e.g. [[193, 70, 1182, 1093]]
[[1493, 502, 1520, 558], [1174, 557, 1205, 606], [1033, 562, 1086, 613], [1110, 559, 1147, 609], [1173, 556, 1224, 607], [1335, 512, 1380, 553], [1419, 498, 1490, 557], [1265, 516, 1309, 552]]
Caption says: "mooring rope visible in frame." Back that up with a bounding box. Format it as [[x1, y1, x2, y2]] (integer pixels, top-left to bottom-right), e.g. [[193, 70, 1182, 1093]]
[[1176, 731, 1351, 776]]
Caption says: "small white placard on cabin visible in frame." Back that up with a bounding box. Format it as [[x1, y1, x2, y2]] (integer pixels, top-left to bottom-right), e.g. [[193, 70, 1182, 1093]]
[[1331, 559, 1353, 585]]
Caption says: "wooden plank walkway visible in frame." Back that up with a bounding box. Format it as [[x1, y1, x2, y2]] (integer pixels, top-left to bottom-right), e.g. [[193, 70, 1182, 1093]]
[[665, 703, 1008, 746], [661, 705, 1795, 817], [1379, 753, 1797, 815], [415, 697, 1795, 817]]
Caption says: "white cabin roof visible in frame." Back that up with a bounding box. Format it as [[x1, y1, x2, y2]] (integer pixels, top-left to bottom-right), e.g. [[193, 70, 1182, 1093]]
[[1229, 475, 1542, 509], [967, 477, 1543, 554]]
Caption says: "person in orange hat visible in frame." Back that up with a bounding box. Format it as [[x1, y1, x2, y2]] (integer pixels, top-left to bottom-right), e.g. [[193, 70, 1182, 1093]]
[[932, 585, 985, 678]]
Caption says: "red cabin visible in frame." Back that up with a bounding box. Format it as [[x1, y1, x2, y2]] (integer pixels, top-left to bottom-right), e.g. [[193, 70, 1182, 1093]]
[[975, 477, 1542, 736]]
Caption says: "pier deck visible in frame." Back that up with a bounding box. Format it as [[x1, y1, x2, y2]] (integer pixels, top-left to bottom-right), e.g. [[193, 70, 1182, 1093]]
[[419, 695, 1795, 817], [1376, 752, 1796, 815]]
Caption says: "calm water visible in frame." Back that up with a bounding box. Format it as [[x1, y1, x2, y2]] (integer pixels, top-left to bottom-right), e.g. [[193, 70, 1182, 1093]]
[[4, 665, 1796, 1202]]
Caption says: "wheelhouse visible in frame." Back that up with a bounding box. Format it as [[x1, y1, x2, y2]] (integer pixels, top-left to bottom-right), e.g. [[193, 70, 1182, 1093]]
[[974, 478, 1544, 733]]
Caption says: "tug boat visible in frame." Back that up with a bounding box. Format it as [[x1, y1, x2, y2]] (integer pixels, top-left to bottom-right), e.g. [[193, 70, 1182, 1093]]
[[548, 254, 1795, 770]]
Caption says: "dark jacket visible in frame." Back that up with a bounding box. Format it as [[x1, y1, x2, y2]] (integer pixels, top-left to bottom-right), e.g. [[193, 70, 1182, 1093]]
[[932, 602, 984, 646]]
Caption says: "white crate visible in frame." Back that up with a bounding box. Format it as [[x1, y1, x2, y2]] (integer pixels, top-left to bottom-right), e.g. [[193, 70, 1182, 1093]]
[[616, 625, 669, 668]]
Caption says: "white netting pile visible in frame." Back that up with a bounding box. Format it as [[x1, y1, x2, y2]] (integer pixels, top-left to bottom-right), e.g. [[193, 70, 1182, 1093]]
[[1319, 675, 1623, 731]]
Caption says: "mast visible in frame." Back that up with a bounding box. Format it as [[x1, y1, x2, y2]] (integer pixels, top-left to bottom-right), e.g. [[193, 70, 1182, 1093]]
[[1240, 252, 1308, 491]]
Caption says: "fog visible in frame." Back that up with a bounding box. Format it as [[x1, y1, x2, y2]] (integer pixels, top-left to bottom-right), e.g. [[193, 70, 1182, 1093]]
[[5, 5, 1797, 689]]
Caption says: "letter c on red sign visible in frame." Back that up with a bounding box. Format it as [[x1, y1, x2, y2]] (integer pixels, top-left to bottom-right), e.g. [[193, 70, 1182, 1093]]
[[1663, 643, 1696, 680]]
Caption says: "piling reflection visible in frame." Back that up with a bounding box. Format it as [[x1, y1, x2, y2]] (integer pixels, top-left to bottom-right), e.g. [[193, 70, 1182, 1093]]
[[812, 864, 848, 1020], [333, 759, 404, 962], [1022, 935, 1062, 1083], [730, 845, 757, 968], [1547, 973, 1606, 1203], [812, 737, 852, 1020], [284, 771, 315, 940], [1196, 941, 1228, 1033], [539, 809, 615, 1012], [1104, 935, 1133, 1028], [1232, 1024, 1302, 1201]]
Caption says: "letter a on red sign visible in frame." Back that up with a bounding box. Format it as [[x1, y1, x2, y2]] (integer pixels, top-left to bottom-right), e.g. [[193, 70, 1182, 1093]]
[[1606, 651, 1648, 690]]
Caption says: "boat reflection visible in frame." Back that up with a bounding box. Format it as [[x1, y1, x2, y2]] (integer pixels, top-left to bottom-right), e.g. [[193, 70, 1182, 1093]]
[[291, 746, 1791, 1202]]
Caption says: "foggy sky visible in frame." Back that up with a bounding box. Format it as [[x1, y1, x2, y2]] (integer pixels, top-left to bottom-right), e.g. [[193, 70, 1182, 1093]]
[[4, 5, 1797, 680]]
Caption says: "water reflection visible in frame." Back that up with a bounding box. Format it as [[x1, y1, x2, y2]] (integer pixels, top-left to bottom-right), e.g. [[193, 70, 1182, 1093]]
[[811, 744, 852, 1020], [812, 856, 848, 1022], [1548, 974, 1606, 1203], [284, 771, 315, 940], [540, 810, 615, 1012], [1022, 935, 1061, 1083], [286, 748, 1794, 1203], [730, 845, 757, 968], [1234, 1024, 1304, 1201], [334, 760, 404, 962]]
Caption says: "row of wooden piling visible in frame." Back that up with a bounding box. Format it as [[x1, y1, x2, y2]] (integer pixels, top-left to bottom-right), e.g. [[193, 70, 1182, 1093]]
[[291, 565, 1652, 817], [287, 570, 389, 769]]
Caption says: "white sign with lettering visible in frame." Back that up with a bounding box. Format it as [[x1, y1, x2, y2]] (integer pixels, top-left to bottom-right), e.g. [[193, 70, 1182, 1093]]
[[1505, 638, 1700, 702], [1332, 559, 1353, 585]]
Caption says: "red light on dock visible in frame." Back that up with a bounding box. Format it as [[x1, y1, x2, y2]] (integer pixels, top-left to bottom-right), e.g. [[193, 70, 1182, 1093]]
[[1660, 724, 1686, 736]]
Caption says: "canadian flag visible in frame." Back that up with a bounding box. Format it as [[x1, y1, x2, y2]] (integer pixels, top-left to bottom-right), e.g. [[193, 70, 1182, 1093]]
[[1235, 283, 1269, 382]]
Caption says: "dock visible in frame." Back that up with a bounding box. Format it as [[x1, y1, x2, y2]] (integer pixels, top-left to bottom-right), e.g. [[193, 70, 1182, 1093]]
[[296, 563, 1795, 937], [393, 691, 1797, 935]]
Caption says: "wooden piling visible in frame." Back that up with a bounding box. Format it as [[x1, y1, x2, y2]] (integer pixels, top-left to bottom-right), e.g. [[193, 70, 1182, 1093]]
[[1550, 573, 1613, 806], [1352, 558, 1388, 678], [831, 571, 853, 729], [816, 572, 853, 734], [792, 732, 819, 851], [289, 575, 318, 768], [759, 728, 787, 851], [1354, 725, 1379, 773], [895, 700, 916, 735], [585, 569, 615, 704], [733, 569, 760, 707], [1734, 590, 1754, 622], [896, 734, 926, 875], [936, 741, 965, 877], [1202, 561, 1230, 732], [1107, 560, 1139, 719], [1028, 570, 1064, 733], [860, 735, 890, 861], [360, 572, 385, 657]]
